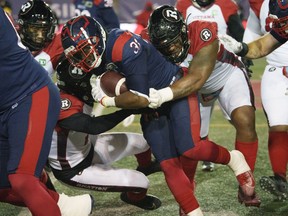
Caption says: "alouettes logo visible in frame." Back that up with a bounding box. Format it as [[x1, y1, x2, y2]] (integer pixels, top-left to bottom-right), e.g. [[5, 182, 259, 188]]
[[200, 29, 212, 41], [61, 98, 72, 110]]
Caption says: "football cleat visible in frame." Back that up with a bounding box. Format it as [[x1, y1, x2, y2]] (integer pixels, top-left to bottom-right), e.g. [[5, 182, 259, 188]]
[[120, 192, 161, 210], [260, 175, 288, 201], [57, 193, 94, 216], [201, 161, 215, 172], [237, 171, 261, 207], [136, 160, 162, 176]]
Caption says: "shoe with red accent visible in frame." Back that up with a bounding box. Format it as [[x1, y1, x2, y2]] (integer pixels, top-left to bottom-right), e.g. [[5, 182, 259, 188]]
[[237, 171, 261, 207]]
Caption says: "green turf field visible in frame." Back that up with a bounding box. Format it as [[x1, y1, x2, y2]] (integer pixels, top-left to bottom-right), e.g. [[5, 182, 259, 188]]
[[1, 58, 288, 215]]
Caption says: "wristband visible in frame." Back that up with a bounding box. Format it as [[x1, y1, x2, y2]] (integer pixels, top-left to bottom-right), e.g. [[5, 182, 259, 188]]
[[100, 96, 116, 107], [237, 42, 249, 57], [159, 87, 174, 103]]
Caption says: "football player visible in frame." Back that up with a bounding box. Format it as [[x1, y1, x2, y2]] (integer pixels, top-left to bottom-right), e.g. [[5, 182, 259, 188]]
[[175, 0, 251, 172], [147, 5, 260, 210], [0, 7, 93, 216], [223, 0, 288, 201], [48, 58, 162, 210], [17, 0, 63, 79], [61, 14, 259, 215]]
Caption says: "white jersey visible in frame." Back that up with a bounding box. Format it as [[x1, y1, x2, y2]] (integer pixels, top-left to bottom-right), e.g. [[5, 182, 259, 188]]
[[243, 0, 288, 126], [243, 0, 288, 66], [49, 103, 93, 170]]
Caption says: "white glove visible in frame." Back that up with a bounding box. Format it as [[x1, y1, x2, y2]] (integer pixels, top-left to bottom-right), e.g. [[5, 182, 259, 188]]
[[90, 74, 116, 107], [218, 34, 243, 54], [148, 87, 174, 109]]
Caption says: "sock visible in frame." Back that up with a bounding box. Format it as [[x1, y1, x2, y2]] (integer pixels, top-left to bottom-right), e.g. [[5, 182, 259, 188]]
[[161, 158, 199, 213], [180, 156, 198, 190], [8, 173, 61, 216], [0, 188, 25, 206], [135, 148, 152, 168], [183, 140, 230, 165], [268, 131, 288, 179], [235, 139, 258, 172]]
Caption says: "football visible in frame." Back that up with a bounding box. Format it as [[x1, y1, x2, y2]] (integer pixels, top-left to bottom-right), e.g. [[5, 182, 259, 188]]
[[100, 70, 128, 97]]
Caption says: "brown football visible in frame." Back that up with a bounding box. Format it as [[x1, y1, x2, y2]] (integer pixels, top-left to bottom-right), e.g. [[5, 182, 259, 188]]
[[100, 70, 128, 97]]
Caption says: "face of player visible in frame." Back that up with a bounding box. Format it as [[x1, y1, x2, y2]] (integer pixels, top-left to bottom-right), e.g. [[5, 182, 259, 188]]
[[27, 25, 48, 45], [69, 43, 102, 73], [159, 35, 185, 62]]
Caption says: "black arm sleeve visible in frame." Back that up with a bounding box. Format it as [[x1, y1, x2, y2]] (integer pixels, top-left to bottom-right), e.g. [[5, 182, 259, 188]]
[[227, 14, 245, 42], [58, 109, 133, 135]]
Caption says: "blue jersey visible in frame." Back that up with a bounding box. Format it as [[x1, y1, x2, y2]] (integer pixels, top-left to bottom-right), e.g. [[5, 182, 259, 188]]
[[74, 0, 120, 31], [106, 29, 181, 97], [0, 8, 51, 112]]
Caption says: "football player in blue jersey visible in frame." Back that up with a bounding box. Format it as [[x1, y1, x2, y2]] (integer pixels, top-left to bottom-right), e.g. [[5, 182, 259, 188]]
[[61, 15, 258, 215], [0, 7, 93, 216], [74, 0, 120, 32]]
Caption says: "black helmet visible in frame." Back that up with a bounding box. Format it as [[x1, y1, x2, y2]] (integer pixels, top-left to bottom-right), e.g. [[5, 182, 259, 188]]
[[193, 0, 215, 8], [18, 0, 57, 51], [148, 5, 189, 64], [61, 15, 107, 73], [269, 0, 288, 39], [56, 58, 94, 106]]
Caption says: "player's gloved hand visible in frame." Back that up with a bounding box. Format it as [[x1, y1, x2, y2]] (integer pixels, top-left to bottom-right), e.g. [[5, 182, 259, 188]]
[[218, 34, 249, 57], [148, 87, 174, 109], [241, 57, 254, 78], [90, 74, 116, 107]]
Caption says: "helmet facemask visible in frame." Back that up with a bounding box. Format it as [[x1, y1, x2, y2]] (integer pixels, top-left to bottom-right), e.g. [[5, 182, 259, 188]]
[[62, 16, 107, 73], [271, 15, 288, 39]]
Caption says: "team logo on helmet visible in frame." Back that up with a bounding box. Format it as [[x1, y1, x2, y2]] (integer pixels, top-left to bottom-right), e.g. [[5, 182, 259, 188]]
[[200, 28, 212, 41], [68, 64, 86, 80], [19, 0, 34, 15], [61, 98, 72, 110], [162, 8, 180, 22]]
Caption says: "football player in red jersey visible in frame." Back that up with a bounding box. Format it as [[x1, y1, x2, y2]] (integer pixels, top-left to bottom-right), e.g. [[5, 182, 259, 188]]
[[17, 0, 63, 79], [175, 0, 252, 172], [0, 6, 93, 216], [147, 5, 260, 213], [220, 0, 288, 201], [47, 58, 161, 210], [62, 14, 259, 215]]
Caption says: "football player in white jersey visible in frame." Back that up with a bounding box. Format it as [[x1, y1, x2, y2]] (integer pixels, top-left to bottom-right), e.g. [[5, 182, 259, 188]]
[[48, 58, 161, 210], [175, 0, 256, 172], [148, 5, 261, 211], [221, 0, 288, 201]]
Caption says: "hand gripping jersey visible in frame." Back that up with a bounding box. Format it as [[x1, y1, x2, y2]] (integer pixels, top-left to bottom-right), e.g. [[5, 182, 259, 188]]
[[0, 9, 50, 112]]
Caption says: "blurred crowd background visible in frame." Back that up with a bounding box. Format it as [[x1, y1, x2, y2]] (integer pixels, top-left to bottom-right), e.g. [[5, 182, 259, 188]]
[[4, 0, 251, 29]]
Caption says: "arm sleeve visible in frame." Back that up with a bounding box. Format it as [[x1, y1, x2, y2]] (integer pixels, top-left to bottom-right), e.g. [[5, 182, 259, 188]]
[[58, 109, 132, 134], [227, 14, 245, 42]]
